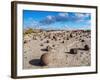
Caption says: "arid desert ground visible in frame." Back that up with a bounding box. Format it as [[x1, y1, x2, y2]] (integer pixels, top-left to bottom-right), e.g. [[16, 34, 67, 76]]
[[23, 29, 91, 69]]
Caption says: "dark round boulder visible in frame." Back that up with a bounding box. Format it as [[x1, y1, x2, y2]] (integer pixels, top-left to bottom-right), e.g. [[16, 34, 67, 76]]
[[81, 39, 85, 42], [84, 45, 89, 50], [70, 49, 77, 54]]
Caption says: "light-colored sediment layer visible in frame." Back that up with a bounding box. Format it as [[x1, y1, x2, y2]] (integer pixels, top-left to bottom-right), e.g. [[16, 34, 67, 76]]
[[23, 30, 91, 69]]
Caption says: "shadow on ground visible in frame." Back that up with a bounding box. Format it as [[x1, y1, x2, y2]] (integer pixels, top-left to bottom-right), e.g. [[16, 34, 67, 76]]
[[29, 59, 42, 66], [65, 48, 87, 54]]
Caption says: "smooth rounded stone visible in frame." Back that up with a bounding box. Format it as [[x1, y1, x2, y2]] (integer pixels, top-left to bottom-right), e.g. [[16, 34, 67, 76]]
[[84, 45, 89, 51], [81, 39, 85, 42], [40, 53, 66, 66], [70, 49, 77, 54], [40, 53, 53, 66]]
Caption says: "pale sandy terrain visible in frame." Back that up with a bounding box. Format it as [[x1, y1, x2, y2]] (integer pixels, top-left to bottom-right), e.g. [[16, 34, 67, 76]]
[[23, 29, 91, 69]]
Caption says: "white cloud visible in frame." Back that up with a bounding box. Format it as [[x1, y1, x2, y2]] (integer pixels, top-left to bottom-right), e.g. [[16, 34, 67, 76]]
[[74, 13, 90, 23], [47, 15, 53, 20], [86, 20, 91, 25], [75, 13, 85, 18], [75, 13, 90, 18], [58, 13, 68, 17], [63, 25, 73, 30], [84, 13, 90, 17], [76, 19, 85, 22]]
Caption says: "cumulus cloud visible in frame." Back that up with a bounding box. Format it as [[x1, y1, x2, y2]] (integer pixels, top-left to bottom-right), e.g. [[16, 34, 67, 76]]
[[39, 16, 55, 25], [39, 12, 91, 26], [86, 20, 91, 25], [75, 13, 85, 18], [58, 13, 68, 17], [85, 13, 90, 17], [74, 13, 91, 23], [63, 25, 72, 30], [75, 13, 90, 19], [39, 12, 69, 25], [46, 15, 53, 20]]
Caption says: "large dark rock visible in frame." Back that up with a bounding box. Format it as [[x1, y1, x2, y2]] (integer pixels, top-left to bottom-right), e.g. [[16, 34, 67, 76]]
[[70, 49, 77, 54], [81, 39, 85, 42], [84, 45, 89, 50]]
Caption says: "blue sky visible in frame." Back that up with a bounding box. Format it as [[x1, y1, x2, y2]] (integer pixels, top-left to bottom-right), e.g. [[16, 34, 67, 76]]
[[23, 10, 91, 30]]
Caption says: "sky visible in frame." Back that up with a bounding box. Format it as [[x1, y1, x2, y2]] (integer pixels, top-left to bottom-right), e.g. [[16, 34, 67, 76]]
[[23, 10, 91, 30]]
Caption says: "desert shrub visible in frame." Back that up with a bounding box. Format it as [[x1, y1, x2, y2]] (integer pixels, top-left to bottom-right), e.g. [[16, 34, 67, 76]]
[[79, 39, 81, 41], [24, 28, 34, 35], [40, 38, 43, 41], [59, 39, 61, 40], [52, 45, 55, 47], [67, 37, 69, 40], [86, 30, 91, 33], [40, 43, 43, 46], [24, 28, 42, 35], [33, 36, 37, 40], [46, 40, 49, 43]]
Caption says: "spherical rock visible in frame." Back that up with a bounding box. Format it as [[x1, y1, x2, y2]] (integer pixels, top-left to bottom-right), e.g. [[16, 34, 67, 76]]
[[40, 53, 54, 66], [70, 49, 77, 54], [40, 53, 66, 66], [81, 39, 85, 42], [84, 45, 89, 51]]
